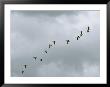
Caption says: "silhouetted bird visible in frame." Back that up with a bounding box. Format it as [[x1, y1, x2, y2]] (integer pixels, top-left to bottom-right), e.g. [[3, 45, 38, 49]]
[[49, 44, 52, 48], [77, 36, 80, 40], [52, 41, 56, 45], [22, 70, 24, 75], [24, 65, 28, 69], [66, 40, 70, 44], [45, 50, 47, 53], [87, 26, 90, 32], [33, 56, 37, 61], [80, 31, 83, 36], [40, 59, 42, 61]]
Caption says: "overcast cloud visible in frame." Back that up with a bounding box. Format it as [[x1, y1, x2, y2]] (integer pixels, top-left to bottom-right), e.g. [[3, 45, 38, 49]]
[[11, 10, 100, 77]]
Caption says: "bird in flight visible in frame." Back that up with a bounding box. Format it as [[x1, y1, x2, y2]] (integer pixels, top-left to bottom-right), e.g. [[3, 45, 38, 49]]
[[52, 41, 56, 45], [87, 26, 90, 32], [22, 70, 24, 75], [77, 36, 80, 40], [66, 40, 70, 44], [24, 65, 28, 69], [33, 56, 37, 61], [40, 59, 42, 61], [80, 31, 83, 36], [45, 50, 47, 54], [49, 44, 52, 48]]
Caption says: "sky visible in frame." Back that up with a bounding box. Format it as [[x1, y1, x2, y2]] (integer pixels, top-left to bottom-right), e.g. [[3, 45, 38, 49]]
[[11, 10, 100, 77]]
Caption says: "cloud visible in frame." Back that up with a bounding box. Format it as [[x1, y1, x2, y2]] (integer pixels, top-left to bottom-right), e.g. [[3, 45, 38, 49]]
[[11, 10, 100, 77], [37, 62, 61, 76], [82, 62, 100, 77]]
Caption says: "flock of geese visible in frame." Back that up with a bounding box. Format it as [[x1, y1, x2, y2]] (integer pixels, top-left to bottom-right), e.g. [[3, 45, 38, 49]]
[[21, 26, 91, 75]]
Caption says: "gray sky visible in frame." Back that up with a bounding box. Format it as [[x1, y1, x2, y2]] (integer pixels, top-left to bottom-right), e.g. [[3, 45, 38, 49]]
[[11, 10, 100, 77]]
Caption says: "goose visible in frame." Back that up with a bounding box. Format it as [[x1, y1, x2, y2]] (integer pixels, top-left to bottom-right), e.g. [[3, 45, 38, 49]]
[[52, 41, 56, 45], [66, 40, 70, 44]]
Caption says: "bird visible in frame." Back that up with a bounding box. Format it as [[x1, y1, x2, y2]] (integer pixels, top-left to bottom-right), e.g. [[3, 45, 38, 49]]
[[22, 70, 24, 75], [33, 56, 37, 61], [49, 44, 52, 48], [52, 41, 56, 45], [45, 50, 47, 54], [24, 65, 28, 69], [66, 40, 70, 44], [87, 26, 90, 32], [77, 36, 80, 40], [40, 59, 42, 61], [80, 31, 83, 36]]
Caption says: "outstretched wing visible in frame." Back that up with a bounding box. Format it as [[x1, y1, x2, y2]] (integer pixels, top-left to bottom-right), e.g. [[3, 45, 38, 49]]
[[33, 57, 37, 59]]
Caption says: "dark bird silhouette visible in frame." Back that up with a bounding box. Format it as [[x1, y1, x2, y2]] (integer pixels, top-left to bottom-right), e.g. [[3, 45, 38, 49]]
[[80, 31, 83, 36], [77, 36, 80, 40], [45, 50, 47, 54], [49, 44, 52, 48], [87, 26, 90, 32], [52, 41, 56, 45], [22, 70, 24, 75], [24, 65, 28, 69], [66, 40, 70, 44], [33, 56, 37, 61], [40, 59, 42, 61]]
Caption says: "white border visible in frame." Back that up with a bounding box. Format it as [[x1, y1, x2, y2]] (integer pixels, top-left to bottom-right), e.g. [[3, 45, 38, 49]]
[[4, 4, 107, 84]]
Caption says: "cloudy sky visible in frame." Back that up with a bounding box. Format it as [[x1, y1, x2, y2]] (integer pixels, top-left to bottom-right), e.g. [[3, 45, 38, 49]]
[[11, 10, 100, 77]]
